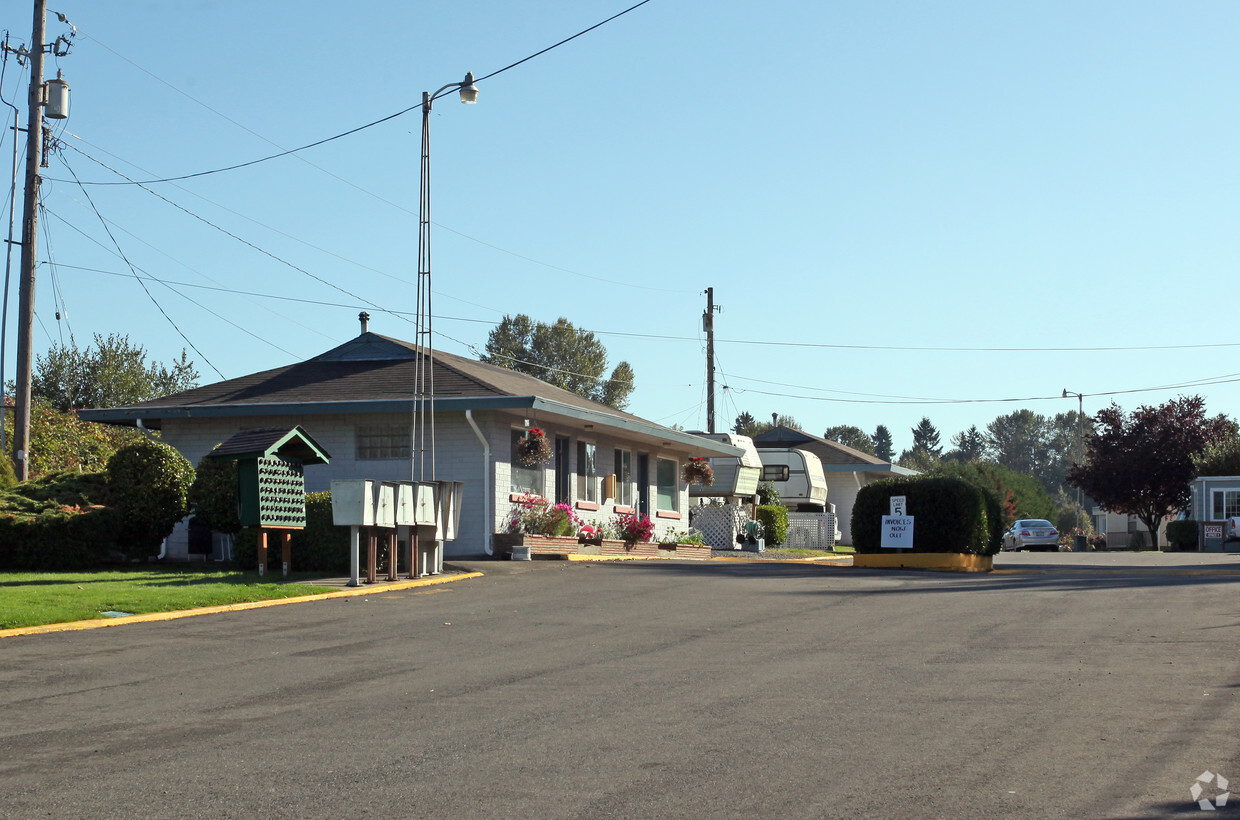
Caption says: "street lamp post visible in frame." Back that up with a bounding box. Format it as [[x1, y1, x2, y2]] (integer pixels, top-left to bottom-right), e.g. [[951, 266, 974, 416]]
[[1063, 388, 1085, 527], [412, 72, 477, 482]]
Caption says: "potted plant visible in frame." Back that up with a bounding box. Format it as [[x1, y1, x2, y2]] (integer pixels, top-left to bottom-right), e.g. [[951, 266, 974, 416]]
[[681, 457, 714, 486], [515, 428, 552, 467]]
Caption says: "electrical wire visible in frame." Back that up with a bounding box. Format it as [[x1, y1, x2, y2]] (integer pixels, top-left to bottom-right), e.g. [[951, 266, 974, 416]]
[[57, 152, 224, 379], [60, 1, 656, 188], [60, 140, 418, 331]]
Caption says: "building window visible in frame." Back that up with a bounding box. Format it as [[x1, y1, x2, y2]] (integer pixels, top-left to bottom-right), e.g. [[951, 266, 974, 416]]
[[511, 430, 544, 495], [1211, 489, 1240, 519], [614, 448, 633, 507], [656, 457, 678, 512], [356, 424, 410, 460], [577, 441, 598, 503]]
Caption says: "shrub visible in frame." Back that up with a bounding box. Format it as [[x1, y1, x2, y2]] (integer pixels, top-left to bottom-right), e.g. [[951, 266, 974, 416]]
[[756, 481, 780, 506], [755, 504, 789, 546], [613, 511, 655, 543], [188, 456, 241, 535], [852, 476, 997, 555], [0, 471, 120, 570], [1165, 519, 1197, 552], [106, 439, 195, 560], [0, 454, 16, 492], [1127, 531, 1145, 550]]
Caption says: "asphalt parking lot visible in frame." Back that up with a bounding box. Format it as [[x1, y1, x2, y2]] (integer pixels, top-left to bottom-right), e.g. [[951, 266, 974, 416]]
[[2, 552, 1238, 818]]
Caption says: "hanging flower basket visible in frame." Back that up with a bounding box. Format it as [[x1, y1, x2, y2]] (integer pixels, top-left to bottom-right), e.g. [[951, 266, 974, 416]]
[[515, 428, 553, 467], [681, 457, 714, 486]]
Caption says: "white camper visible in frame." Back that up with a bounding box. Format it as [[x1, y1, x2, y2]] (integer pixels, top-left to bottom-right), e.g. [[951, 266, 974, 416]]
[[687, 432, 762, 502], [757, 448, 828, 511]]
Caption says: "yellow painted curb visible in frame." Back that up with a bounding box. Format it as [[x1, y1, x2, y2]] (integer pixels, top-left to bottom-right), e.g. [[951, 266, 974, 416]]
[[852, 553, 993, 573], [0, 571, 484, 639]]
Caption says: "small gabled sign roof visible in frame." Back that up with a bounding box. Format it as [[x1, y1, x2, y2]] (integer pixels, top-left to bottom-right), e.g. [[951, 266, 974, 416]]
[[204, 426, 331, 465]]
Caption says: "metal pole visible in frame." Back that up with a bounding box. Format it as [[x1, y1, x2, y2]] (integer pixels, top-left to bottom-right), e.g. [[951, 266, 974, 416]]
[[13, 0, 46, 481], [704, 287, 715, 434], [2, 63, 22, 459]]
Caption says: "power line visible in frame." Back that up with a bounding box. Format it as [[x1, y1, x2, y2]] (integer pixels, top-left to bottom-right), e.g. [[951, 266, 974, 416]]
[[58, 152, 224, 379], [58, 1, 656, 187]]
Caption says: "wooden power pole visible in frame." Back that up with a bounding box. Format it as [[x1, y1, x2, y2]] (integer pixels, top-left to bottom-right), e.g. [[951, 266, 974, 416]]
[[12, 0, 47, 481]]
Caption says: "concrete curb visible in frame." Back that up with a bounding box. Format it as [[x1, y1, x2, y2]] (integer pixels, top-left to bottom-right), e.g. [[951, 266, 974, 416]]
[[0, 571, 484, 639]]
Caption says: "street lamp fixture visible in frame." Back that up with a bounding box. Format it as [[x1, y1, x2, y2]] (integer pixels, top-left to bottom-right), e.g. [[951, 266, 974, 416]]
[[413, 72, 478, 482]]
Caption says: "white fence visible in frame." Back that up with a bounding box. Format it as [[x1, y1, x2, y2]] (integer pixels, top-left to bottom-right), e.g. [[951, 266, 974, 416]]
[[784, 512, 839, 549]]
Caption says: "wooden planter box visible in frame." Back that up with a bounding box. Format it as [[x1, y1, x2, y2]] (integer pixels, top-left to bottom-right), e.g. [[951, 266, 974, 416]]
[[493, 533, 580, 557], [596, 540, 712, 559]]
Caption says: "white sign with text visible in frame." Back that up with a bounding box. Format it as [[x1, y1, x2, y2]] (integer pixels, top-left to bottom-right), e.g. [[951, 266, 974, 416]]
[[890, 495, 906, 516], [881, 515, 914, 548]]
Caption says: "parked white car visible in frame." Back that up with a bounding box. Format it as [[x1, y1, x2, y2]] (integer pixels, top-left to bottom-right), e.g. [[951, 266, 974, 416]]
[[1226, 517, 1240, 542], [1002, 519, 1060, 552]]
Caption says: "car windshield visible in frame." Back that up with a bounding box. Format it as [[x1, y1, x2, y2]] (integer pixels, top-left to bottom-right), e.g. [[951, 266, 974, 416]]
[[1020, 520, 1053, 528]]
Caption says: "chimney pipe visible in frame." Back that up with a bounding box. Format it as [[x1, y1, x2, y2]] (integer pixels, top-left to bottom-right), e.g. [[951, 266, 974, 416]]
[[359, 311, 370, 335]]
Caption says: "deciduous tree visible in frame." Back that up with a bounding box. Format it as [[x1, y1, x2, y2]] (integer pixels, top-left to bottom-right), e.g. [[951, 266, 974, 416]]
[[824, 425, 876, 455], [32, 333, 199, 411], [1067, 397, 1232, 546], [481, 315, 635, 410]]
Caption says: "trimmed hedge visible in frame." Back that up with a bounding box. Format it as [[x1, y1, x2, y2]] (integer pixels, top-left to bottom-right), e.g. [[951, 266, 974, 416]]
[[852, 476, 999, 556]]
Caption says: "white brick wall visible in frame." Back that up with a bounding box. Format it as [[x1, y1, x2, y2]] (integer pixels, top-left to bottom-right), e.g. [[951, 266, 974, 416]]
[[159, 408, 697, 560]]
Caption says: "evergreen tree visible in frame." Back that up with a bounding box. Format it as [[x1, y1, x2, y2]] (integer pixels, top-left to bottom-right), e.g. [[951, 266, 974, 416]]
[[873, 425, 894, 461], [911, 417, 942, 457]]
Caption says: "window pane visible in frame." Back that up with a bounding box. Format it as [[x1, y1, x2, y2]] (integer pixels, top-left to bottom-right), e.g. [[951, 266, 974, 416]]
[[656, 458, 678, 511], [511, 430, 544, 495], [615, 449, 633, 506], [357, 424, 410, 460]]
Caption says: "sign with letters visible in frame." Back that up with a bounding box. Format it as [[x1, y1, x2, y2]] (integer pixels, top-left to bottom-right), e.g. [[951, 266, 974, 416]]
[[881, 515, 914, 548], [890, 495, 906, 516], [1204, 524, 1223, 540]]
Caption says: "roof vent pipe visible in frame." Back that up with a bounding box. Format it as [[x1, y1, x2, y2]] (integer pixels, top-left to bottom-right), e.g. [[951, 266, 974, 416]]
[[359, 311, 370, 335]]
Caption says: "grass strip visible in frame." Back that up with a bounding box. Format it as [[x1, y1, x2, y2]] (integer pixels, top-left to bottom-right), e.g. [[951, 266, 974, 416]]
[[0, 568, 336, 629]]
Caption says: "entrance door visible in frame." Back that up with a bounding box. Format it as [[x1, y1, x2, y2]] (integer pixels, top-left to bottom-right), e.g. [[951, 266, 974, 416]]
[[554, 436, 571, 504], [637, 453, 650, 516]]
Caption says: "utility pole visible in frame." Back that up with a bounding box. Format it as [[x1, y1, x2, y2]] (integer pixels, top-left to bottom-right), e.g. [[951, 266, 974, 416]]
[[12, 0, 47, 481], [703, 287, 720, 434]]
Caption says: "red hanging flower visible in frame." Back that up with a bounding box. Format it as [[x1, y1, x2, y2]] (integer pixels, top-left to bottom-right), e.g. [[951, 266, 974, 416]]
[[681, 456, 714, 486], [515, 428, 552, 467]]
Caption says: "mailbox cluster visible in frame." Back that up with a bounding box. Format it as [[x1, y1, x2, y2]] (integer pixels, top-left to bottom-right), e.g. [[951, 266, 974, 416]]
[[330, 479, 465, 585]]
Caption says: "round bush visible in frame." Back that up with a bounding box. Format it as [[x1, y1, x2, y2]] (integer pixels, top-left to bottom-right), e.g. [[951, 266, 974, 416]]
[[106, 438, 195, 560]]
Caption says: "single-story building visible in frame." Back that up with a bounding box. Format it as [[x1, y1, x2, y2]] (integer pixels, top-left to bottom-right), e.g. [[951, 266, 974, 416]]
[[81, 315, 742, 559], [751, 426, 916, 545], [1188, 475, 1240, 552]]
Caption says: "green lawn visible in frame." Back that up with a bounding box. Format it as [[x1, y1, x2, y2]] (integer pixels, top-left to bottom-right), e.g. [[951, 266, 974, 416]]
[[0, 568, 337, 630], [764, 547, 855, 558]]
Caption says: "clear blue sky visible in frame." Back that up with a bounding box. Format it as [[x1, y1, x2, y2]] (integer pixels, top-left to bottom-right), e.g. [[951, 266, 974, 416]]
[[3, 0, 1238, 456]]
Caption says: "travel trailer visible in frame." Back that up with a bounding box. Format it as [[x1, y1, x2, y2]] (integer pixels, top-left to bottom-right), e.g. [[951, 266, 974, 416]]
[[687, 432, 763, 502], [756, 448, 828, 511]]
